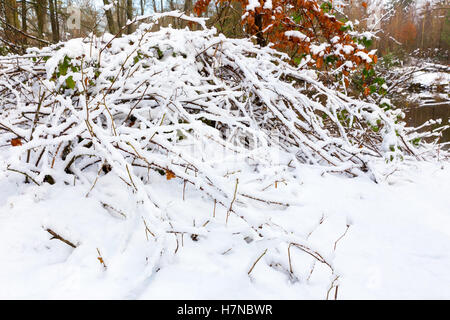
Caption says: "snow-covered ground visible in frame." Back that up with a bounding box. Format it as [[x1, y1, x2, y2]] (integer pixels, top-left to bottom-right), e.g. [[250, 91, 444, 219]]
[[1, 160, 449, 299]]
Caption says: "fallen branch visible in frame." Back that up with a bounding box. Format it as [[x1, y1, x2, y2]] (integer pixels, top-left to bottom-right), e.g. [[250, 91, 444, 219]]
[[45, 228, 77, 248]]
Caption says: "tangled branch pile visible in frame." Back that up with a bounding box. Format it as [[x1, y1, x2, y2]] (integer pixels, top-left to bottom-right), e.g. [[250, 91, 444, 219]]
[[0, 12, 447, 297]]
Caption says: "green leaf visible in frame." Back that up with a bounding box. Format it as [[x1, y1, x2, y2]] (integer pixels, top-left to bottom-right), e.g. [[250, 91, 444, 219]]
[[66, 76, 76, 90], [325, 55, 337, 65], [292, 14, 302, 24], [380, 102, 391, 111], [411, 137, 421, 146], [375, 77, 385, 85], [320, 2, 333, 13]]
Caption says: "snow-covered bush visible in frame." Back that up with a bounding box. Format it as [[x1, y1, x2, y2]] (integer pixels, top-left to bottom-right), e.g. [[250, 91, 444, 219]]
[[0, 12, 447, 298], [1, 13, 442, 184]]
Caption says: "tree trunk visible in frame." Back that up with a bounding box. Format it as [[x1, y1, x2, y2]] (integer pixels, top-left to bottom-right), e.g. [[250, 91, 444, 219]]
[[254, 13, 266, 47], [160, 0, 164, 25], [183, 0, 192, 13], [421, 15, 425, 49], [48, 0, 59, 42], [54, 0, 59, 37], [3, 0, 20, 44], [168, 0, 176, 27], [4, 0, 19, 27], [182, 0, 192, 28], [116, 1, 123, 29], [21, 0, 27, 45], [140, 0, 145, 15], [34, 0, 47, 38], [126, 0, 133, 34], [103, 0, 117, 34]]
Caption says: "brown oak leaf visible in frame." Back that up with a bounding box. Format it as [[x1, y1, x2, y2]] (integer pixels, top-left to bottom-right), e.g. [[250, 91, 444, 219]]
[[11, 138, 22, 146]]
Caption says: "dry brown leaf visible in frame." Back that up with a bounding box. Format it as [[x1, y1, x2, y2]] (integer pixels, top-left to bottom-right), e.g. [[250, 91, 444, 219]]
[[166, 170, 176, 180], [11, 138, 22, 146]]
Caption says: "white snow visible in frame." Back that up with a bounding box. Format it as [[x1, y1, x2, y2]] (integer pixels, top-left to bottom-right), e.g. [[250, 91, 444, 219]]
[[355, 51, 373, 63], [334, 44, 355, 56], [285, 30, 309, 42], [331, 36, 340, 44], [246, 0, 261, 12], [263, 0, 273, 10], [0, 161, 449, 299], [101, 3, 114, 11], [413, 72, 450, 86], [310, 43, 329, 56]]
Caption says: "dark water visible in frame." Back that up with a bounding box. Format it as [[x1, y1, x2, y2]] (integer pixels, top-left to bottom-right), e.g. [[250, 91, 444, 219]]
[[403, 101, 450, 144], [392, 77, 449, 145]]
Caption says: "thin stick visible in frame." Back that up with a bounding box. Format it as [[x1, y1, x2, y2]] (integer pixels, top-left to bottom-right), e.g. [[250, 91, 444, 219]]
[[96, 248, 107, 270], [125, 164, 137, 191], [290, 242, 333, 271], [142, 217, 155, 239], [7, 167, 40, 186], [226, 178, 239, 224], [222, 248, 232, 255], [51, 143, 63, 168], [46, 228, 77, 248], [333, 224, 350, 251], [174, 234, 179, 254], [307, 261, 316, 282], [248, 248, 268, 275], [326, 275, 339, 300], [101, 202, 127, 219], [288, 243, 293, 273], [86, 163, 105, 197]]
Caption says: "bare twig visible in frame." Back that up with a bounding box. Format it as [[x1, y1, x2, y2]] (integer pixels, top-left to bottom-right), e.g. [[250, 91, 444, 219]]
[[45, 228, 77, 248], [333, 224, 351, 251], [248, 248, 268, 275], [226, 178, 239, 224], [96, 248, 107, 270]]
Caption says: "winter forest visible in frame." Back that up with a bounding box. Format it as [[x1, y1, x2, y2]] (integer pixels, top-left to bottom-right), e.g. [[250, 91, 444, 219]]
[[0, 0, 449, 300]]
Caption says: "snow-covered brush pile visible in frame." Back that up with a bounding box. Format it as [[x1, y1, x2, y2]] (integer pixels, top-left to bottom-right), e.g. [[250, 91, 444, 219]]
[[0, 12, 447, 298]]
